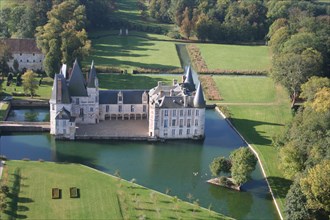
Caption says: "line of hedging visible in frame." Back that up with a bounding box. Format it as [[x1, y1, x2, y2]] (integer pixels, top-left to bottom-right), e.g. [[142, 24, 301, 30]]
[[186, 44, 268, 76], [199, 75, 222, 101], [85, 65, 184, 74]]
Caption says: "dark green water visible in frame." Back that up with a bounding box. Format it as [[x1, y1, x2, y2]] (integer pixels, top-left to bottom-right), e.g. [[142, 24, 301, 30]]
[[7, 107, 49, 122], [0, 110, 278, 219]]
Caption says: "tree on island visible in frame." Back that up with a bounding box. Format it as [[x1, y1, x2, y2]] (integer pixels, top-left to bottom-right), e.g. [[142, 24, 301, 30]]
[[22, 70, 38, 97], [209, 147, 257, 189]]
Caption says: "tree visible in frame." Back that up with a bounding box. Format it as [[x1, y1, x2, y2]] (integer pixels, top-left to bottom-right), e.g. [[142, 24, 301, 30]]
[[13, 59, 19, 73], [180, 7, 193, 39], [300, 160, 330, 213], [36, 0, 91, 78], [271, 49, 323, 107], [311, 87, 330, 113], [284, 181, 310, 220], [22, 70, 38, 97], [300, 76, 330, 102], [195, 13, 210, 42], [229, 147, 257, 186], [209, 156, 231, 177], [0, 40, 12, 76]]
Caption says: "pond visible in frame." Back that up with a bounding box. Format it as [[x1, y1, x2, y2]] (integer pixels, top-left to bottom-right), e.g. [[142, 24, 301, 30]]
[[0, 110, 279, 220], [6, 107, 49, 122]]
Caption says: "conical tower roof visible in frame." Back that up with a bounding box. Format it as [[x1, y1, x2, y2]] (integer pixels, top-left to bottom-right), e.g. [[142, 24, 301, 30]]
[[194, 82, 206, 108], [68, 59, 88, 96], [183, 65, 196, 91], [51, 73, 71, 104], [87, 60, 97, 88]]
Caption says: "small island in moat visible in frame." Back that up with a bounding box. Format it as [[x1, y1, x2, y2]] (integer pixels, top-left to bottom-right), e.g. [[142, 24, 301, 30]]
[[207, 147, 258, 191]]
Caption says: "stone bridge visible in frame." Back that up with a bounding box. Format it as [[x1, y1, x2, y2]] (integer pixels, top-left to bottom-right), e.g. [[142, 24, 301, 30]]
[[0, 121, 50, 132]]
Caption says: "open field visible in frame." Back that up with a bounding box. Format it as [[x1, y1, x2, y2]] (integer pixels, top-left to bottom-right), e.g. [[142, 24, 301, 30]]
[[98, 73, 181, 90], [213, 76, 276, 103], [198, 44, 271, 71], [1, 77, 53, 100], [214, 76, 292, 217], [86, 33, 181, 71], [0, 160, 228, 220]]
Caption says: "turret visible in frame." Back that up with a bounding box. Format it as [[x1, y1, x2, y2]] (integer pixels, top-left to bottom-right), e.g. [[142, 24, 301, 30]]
[[193, 83, 206, 108]]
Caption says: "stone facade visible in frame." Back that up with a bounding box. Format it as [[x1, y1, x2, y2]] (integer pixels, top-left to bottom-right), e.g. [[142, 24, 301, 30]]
[[50, 61, 205, 140], [2, 38, 44, 71]]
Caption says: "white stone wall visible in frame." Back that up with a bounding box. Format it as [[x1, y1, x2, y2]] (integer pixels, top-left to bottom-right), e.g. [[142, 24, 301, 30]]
[[49, 102, 71, 135], [71, 94, 99, 124], [150, 107, 205, 139], [8, 53, 44, 71], [99, 103, 148, 120]]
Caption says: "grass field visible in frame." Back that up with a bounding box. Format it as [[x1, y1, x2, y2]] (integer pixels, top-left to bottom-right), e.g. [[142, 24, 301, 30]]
[[0, 161, 228, 220], [98, 73, 181, 90], [0, 102, 9, 120], [86, 32, 181, 71], [1, 77, 53, 100], [213, 76, 292, 217], [198, 44, 271, 71]]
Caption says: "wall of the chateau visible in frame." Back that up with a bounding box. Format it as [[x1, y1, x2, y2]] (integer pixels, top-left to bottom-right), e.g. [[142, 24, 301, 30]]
[[99, 103, 148, 120], [71, 92, 99, 124], [8, 53, 44, 71], [149, 107, 205, 139], [49, 102, 71, 134]]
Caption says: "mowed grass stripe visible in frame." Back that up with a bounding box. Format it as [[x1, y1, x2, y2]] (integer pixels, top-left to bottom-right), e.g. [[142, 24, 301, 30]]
[[198, 44, 271, 71], [2, 161, 229, 220]]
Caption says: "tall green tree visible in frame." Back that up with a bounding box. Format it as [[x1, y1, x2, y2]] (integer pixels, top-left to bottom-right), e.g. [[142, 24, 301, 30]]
[[22, 70, 38, 97], [180, 7, 193, 39], [36, 0, 91, 78], [209, 156, 231, 177], [229, 147, 257, 186], [0, 41, 12, 76]]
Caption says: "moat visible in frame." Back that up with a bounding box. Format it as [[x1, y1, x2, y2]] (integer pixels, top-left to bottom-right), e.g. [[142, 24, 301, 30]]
[[0, 110, 278, 219]]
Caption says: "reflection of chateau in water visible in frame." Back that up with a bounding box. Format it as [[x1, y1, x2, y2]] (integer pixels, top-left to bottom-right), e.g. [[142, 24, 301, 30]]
[[50, 61, 206, 140]]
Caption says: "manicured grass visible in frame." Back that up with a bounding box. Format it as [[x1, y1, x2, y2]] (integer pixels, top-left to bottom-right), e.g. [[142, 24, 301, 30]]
[[213, 76, 276, 103], [86, 33, 181, 71], [1, 161, 228, 220], [1, 77, 53, 100], [0, 102, 9, 120], [198, 44, 271, 71], [98, 74, 182, 90], [214, 76, 292, 217]]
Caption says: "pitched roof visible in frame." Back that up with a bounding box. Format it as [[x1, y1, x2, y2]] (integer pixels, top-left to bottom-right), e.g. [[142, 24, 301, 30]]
[[87, 61, 97, 88], [99, 90, 147, 105], [68, 60, 88, 96], [55, 107, 75, 122], [194, 83, 206, 108], [50, 73, 71, 104], [183, 66, 195, 91], [1, 38, 42, 53]]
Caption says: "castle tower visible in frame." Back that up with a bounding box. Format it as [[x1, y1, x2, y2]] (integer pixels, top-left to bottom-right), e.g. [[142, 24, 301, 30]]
[[86, 61, 99, 123]]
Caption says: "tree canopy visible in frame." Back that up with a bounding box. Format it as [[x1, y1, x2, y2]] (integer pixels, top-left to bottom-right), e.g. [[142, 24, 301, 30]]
[[35, 0, 91, 78]]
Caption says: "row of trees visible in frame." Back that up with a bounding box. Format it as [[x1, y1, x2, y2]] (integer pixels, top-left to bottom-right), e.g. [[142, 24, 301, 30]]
[[148, 0, 329, 42], [277, 77, 330, 220]]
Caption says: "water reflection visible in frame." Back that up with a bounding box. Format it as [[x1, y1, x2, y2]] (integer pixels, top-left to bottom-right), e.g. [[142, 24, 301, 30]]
[[0, 110, 279, 219]]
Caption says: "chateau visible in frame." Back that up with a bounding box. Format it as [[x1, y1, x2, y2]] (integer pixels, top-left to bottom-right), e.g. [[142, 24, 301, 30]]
[[50, 60, 205, 140]]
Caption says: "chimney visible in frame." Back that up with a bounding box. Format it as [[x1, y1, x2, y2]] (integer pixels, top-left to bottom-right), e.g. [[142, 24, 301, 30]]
[[182, 75, 186, 83], [170, 89, 174, 96], [158, 81, 162, 87], [183, 95, 188, 107], [173, 79, 177, 86], [56, 78, 62, 103]]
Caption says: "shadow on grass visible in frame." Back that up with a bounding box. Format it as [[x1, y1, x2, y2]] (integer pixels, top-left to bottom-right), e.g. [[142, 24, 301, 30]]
[[267, 176, 292, 199], [4, 168, 32, 219], [230, 118, 284, 146], [98, 74, 178, 90]]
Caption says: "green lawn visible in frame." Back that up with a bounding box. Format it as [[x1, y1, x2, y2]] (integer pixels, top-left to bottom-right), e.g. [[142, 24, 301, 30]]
[[198, 44, 271, 71], [213, 76, 276, 103], [98, 74, 181, 90], [0, 102, 9, 120], [214, 76, 292, 217], [1, 161, 228, 220], [1, 77, 53, 100], [86, 32, 181, 71]]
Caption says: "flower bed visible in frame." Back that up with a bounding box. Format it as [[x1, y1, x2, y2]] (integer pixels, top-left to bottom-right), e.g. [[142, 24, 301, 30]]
[[199, 75, 222, 101], [52, 188, 61, 199]]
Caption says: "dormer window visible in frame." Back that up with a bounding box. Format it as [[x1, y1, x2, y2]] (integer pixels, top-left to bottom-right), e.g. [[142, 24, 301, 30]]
[[118, 91, 123, 103]]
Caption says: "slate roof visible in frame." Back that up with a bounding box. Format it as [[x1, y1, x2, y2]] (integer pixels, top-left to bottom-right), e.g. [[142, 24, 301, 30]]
[[183, 66, 195, 91], [68, 60, 88, 96], [99, 90, 147, 104], [55, 107, 75, 122], [51, 73, 71, 104], [193, 83, 206, 108], [87, 61, 97, 88], [1, 38, 42, 53]]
